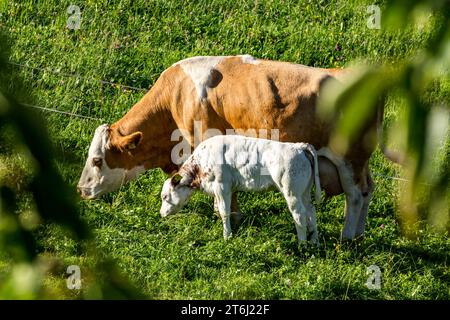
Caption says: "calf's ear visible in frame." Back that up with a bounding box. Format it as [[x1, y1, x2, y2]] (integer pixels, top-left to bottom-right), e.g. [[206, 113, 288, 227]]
[[171, 173, 183, 186]]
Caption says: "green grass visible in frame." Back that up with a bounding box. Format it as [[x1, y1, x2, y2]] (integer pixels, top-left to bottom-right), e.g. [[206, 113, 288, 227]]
[[1, 0, 449, 299]]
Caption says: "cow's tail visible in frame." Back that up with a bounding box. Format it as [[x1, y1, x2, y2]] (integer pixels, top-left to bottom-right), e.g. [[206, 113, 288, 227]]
[[376, 97, 404, 165], [304, 144, 322, 205]]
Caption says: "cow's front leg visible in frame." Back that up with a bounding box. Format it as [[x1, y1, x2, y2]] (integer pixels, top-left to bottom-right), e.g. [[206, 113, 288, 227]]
[[214, 186, 232, 240]]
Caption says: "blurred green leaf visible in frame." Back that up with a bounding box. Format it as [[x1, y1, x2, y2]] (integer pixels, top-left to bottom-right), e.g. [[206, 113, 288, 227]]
[[320, 0, 449, 236], [0, 30, 146, 299]]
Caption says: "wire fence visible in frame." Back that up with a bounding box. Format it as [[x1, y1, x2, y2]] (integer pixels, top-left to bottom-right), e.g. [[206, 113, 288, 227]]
[[10, 60, 148, 122], [372, 173, 410, 183], [10, 60, 411, 183], [9, 61, 149, 92], [21, 103, 103, 121]]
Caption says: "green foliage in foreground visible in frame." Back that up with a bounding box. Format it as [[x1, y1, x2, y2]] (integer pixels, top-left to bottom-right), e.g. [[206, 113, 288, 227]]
[[0, 33, 146, 299], [0, 0, 449, 299]]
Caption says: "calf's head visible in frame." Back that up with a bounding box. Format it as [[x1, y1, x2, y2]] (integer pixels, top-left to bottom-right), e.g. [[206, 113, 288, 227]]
[[160, 173, 195, 217], [77, 124, 143, 199]]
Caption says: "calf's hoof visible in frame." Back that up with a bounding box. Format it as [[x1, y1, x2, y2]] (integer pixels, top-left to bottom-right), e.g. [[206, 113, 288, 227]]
[[213, 210, 221, 219], [307, 232, 320, 247]]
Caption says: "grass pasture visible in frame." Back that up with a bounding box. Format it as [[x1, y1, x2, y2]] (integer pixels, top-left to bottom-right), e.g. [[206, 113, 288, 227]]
[[0, 0, 449, 299]]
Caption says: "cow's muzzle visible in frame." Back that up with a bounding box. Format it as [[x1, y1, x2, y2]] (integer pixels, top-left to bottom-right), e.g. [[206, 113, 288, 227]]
[[77, 187, 97, 200]]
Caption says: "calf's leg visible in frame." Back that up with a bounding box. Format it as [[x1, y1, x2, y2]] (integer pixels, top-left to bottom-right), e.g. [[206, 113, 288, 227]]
[[277, 167, 311, 244], [231, 193, 242, 228], [214, 186, 233, 240], [213, 197, 220, 218], [284, 195, 308, 243], [214, 193, 242, 229], [303, 192, 319, 245]]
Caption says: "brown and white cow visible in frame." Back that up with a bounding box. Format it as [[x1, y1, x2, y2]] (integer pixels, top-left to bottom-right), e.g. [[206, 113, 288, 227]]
[[77, 55, 384, 239]]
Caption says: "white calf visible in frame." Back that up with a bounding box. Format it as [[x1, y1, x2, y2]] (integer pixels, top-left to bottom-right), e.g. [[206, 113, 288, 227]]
[[159, 135, 321, 244]]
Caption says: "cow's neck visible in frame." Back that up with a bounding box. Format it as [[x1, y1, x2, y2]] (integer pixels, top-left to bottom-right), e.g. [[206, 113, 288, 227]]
[[111, 78, 178, 173]]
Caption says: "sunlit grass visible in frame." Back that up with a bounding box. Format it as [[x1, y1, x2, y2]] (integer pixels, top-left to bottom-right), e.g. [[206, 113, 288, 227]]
[[0, 0, 448, 299]]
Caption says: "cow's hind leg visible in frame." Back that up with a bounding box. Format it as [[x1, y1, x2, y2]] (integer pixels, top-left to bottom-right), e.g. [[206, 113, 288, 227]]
[[339, 164, 364, 240], [356, 168, 374, 237], [318, 148, 363, 240], [330, 162, 363, 240], [342, 188, 363, 240]]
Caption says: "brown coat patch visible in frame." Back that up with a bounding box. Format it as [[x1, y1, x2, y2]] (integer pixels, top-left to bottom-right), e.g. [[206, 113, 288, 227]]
[[180, 163, 208, 189]]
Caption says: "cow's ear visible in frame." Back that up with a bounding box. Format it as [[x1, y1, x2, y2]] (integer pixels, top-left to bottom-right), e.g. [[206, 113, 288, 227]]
[[119, 131, 143, 151], [170, 173, 183, 186]]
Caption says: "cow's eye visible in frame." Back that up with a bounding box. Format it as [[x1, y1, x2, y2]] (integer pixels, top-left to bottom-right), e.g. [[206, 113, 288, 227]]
[[92, 157, 103, 168], [163, 195, 168, 201]]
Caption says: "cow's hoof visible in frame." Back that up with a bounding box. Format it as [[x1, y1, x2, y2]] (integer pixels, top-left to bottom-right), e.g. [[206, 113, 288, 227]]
[[340, 233, 364, 243]]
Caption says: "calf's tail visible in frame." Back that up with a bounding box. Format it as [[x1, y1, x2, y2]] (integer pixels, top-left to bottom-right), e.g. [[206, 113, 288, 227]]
[[304, 144, 322, 205]]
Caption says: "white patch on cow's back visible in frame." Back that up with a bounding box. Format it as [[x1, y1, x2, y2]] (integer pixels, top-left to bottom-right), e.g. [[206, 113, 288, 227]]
[[175, 56, 225, 100], [174, 55, 260, 99], [239, 54, 259, 65]]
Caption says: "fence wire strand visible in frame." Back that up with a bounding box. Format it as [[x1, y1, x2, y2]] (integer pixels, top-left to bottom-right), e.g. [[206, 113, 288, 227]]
[[372, 173, 410, 183], [10, 60, 146, 122], [21, 103, 103, 121], [9, 61, 149, 92]]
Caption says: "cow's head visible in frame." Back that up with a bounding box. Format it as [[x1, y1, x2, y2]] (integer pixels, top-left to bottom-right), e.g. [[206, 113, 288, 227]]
[[77, 124, 143, 199]]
